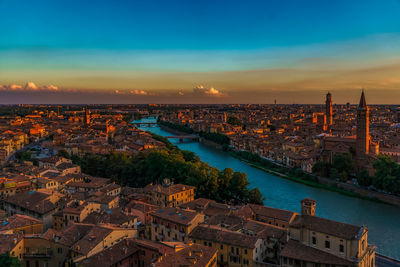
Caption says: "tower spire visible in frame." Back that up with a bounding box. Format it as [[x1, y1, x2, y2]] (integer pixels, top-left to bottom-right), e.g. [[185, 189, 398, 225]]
[[359, 89, 366, 108]]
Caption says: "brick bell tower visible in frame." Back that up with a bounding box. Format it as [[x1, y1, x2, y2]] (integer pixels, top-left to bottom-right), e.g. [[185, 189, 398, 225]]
[[356, 90, 370, 159], [301, 198, 316, 216], [325, 92, 333, 126]]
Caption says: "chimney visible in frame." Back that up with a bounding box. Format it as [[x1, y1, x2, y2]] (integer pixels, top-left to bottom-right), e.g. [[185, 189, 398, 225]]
[[301, 198, 316, 216]]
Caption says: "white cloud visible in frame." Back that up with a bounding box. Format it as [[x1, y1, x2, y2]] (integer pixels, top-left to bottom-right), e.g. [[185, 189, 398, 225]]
[[8, 84, 23, 90], [44, 85, 59, 91], [25, 82, 39, 90], [193, 85, 225, 97], [0, 82, 60, 92], [130, 89, 148, 95], [205, 87, 222, 96]]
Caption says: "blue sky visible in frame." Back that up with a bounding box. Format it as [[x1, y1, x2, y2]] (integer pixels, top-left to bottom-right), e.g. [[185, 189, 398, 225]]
[[1, 0, 400, 103], [2, 0, 400, 51]]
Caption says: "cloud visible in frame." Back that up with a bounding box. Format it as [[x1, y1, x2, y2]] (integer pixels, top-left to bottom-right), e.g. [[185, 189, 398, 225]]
[[193, 85, 225, 97], [114, 89, 150, 95], [205, 87, 222, 96], [8, 84, 23, 90], [25, 82, 39, 90], [44, 85, 59, 91], [0, 82, 60, 92], [130, 89, 148, 95]]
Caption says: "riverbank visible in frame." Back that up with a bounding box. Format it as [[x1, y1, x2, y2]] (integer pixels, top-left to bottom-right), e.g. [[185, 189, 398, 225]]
[[157, 123, 400, 206], [159, 124, 193, 136], [231, 151, 400, 206], [232, 154, 392, 204], [135, 118, 400, 259]]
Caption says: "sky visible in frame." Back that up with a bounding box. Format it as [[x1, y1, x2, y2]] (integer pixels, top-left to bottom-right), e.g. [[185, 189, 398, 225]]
[[1, 0, 400, 104]]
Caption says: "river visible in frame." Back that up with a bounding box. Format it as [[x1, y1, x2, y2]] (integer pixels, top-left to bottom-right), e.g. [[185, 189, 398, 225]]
[[134, 117, 400, 259]]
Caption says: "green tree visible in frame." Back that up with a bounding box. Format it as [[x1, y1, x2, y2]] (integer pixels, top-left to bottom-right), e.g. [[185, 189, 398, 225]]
[[372, 154, 400, 194], [0, 253, 23, 267], [329, 168, 340, 180], [57, 149, 70, 159], [71, 146, 264, 204], [332, 152, 354, 175], [247, 188, 264, 204], [312, 161, 331, 177], [356, 170, 372, 186], [227, 116, 241, 126], [181, 150, 198, 162], [229, 172, 249, 199], [15, 151, 32, 162]]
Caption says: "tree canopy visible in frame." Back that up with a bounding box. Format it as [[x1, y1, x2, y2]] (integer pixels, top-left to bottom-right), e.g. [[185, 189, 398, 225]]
[[0, 253, 22, 267], [372, 154, 400, 194], [72, 146, 264, 205], [227, 116, 241, 126]]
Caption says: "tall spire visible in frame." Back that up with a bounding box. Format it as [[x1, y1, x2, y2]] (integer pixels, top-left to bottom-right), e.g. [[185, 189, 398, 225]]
[[359, 89, 366, 108]]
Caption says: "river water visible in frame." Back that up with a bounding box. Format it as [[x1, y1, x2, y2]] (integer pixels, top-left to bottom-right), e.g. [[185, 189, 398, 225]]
[[134, 117, 400, 259]]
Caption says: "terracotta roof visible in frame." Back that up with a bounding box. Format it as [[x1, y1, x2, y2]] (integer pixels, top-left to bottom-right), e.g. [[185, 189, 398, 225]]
[[56, 223, 95, 247], [179, 198, 216, 211], [155, 243, 217, 267], [189, 224, 260, 249], [0, 214, 42, 232], [82, 208, 137, 225], [151, 207, 201, 226], [4, 191, 57, 214], [0, 234, 23, 254], [281, 240, 353, 265], [70, 226, 114, 255], [76, 239, 138, 266], [290, 215, 363, 240], [67, 177, 109, 189], [145, 183, 194, 196], [39, 156, 65, 164], [248, 204, 297, 223]]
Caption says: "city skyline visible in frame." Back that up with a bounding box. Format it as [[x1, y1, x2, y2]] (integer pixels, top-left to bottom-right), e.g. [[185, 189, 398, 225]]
[[1, 0, 400, 103]]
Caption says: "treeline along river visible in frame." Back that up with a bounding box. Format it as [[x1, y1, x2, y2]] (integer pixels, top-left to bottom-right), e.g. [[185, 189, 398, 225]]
[[134, 117, 400, 259]]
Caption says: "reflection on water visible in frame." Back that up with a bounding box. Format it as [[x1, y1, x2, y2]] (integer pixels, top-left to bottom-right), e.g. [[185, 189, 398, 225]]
[[135, 117, 400, 259]]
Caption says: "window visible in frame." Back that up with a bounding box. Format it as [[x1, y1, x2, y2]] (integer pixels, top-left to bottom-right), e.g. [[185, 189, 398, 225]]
[[231, 247, 234, 253], [312, 236, 316, 245], [208, 242, 212, 247], [236, 248, 239, 255], [57, 247, 62, 254], [244, 249, 247, 255], [193, 239, 196, 243], [339, 244, 344, 253], [325, 240, 330, 249], [204, 241, 207, 246], [220, 244, 223, 250]]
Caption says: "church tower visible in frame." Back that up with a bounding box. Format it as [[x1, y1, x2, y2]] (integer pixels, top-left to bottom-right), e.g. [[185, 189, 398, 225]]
[[84, 106, 90, 126], [301, 198, 316, 216], [356, 90, 370, 157], [325, 92, 333, 126]]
